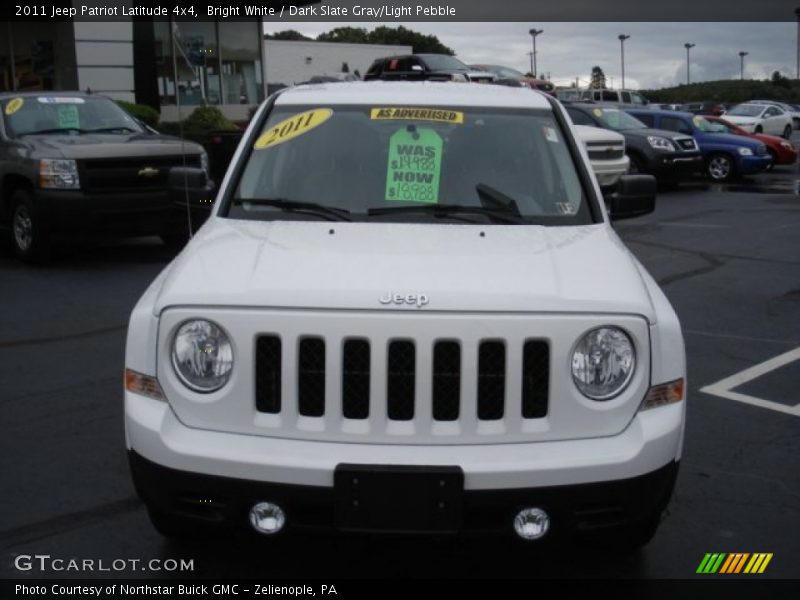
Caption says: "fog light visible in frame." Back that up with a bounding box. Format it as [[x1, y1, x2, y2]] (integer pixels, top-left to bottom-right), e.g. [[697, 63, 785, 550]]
[[249, 502, 285, 535], [513, 508, 550, 540]]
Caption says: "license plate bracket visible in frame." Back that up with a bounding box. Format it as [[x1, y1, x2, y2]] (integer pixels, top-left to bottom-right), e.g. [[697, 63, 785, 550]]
[[334, 464, 464, 533]]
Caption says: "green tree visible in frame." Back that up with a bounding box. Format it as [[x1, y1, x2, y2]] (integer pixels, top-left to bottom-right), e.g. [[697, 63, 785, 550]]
[[341, 62, 350, 73], [590, 66, 607, 89], [265, 30, 311, 41], [771, 70, 791, 89], [315, 25, 454, 55]]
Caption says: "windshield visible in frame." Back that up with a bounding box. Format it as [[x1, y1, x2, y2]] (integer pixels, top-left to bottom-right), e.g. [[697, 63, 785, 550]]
[[1, 95, 144, 137], [592, 108, 646, 130], [487, 65, 525, 79], [421, 55, 470, 71], [229, 104, 592, 225], [727, 105, 765, 117]]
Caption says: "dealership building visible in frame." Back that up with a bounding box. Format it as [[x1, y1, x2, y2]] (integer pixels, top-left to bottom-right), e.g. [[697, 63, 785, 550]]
[[0, 19, 408, 122]]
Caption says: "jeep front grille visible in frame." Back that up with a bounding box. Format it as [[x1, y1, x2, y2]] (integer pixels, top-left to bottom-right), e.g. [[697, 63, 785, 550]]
[[255, 336, 549, 424]]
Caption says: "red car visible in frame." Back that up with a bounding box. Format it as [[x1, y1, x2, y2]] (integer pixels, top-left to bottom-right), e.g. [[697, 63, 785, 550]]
[[705, 115, 798, 166]]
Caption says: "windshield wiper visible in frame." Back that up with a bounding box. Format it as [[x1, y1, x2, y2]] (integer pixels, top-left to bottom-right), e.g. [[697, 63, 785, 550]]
[[368, 201, 527, 224], [233, 198, 352, 222], [20, 127, 88, 136], [88, 126, 138, 133]]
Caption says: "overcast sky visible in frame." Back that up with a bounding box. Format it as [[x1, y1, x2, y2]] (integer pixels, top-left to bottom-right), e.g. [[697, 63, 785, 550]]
[[263, 22, 798, 89]]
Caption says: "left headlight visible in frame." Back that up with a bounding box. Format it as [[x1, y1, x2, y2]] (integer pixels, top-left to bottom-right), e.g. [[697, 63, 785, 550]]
[[647, 136, 675, 152], [200, 151, 209, 175], [571, 326, 635, 400], [39, 159, 80, 189], [172, 319, 233, 393], [737, 147, 753, 156]]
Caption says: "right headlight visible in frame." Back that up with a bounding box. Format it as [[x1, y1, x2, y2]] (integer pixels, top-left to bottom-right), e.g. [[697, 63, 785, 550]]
[[737, 147, 753, 156], [571, 326, 636, 400], [646, 136, 676, 152], [39, 159, 80, 189], [172, 319, 234, 393]]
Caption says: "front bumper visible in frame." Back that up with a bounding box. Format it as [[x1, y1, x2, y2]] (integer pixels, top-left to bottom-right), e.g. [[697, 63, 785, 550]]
[[590, 155, 630, 188], [737, 154, 772, 175], [126, 392, 684, 536], [644, 153, 704, 180], [34, 187, 212, 236]]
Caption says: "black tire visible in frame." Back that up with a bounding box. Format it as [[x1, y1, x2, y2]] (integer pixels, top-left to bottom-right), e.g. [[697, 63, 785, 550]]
[[754, 124, 763, 134], [766, 149, 776, 170], [9, 188, 51, 263], [783, 124, 793, 140], [706, 153, 736, 182]]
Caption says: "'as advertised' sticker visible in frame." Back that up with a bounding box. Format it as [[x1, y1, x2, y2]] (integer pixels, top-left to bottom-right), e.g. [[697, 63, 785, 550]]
[[5, 97, 24, 115], [371, 107, 464, 124], [254, 109, 333, 150], [385, 127, 442, 204], [36, 97, 85, 104]]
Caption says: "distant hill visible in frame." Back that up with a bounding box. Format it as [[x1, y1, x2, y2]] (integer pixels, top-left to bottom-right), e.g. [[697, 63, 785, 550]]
[[642, 79, 800, 105]]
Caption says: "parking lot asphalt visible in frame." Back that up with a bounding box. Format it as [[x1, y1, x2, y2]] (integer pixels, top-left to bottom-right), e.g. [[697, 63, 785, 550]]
[[1, 162, 798, 580]]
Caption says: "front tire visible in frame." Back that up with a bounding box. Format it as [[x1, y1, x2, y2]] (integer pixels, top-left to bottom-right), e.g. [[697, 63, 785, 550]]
[[707, 153, 735, 182], [783, 124, 793, 140], [10, 188, 51, 263], [754, 124, 763, 134]]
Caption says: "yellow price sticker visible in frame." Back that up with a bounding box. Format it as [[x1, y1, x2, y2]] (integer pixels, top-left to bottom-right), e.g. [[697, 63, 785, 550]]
[[254, 109, 333, 150], [592, 108, 603, 117], [5, 97, 24, 115]]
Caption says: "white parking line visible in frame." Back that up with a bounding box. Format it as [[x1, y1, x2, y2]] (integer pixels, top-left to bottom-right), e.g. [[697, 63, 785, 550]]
[[700, 346, 800, 417]]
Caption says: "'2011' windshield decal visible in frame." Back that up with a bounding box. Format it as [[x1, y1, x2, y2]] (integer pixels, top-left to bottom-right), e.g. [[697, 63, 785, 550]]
[[254, 109, 333, 150], [5, 98, 23, 115], [385, 126, 442, 204]]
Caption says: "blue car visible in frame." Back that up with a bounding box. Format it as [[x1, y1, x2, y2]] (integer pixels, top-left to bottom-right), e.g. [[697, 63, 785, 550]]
[[626, 109, 772, 182]]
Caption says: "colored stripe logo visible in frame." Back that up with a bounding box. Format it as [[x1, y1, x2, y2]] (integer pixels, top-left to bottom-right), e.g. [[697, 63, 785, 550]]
[[696, 553, 773, 574]]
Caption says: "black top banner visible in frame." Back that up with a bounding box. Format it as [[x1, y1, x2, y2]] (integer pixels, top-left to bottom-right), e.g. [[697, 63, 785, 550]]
[[2, 0, 798, 22]]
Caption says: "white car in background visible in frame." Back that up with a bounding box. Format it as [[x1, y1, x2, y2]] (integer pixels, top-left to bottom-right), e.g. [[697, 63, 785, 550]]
[[748, 100, 800, 130], [723, 103, 793, 139], [575, 125, 629, 189]]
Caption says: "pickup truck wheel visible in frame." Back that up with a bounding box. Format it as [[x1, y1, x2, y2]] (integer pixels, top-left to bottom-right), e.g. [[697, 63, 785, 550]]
[[10, 189, 51, 263], [707, 153, 735, 182], [783, 124, 793, 139]]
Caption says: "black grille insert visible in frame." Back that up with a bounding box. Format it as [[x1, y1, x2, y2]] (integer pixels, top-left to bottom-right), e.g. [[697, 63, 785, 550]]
[[477, 341, 505, 420], [342, 340, 370, 420], [433, 341, 461, 421], [298, 338, 325, 417], [522, 341, 549, 418], [387, 341, 415, 421], [255, 336, 281, 413]]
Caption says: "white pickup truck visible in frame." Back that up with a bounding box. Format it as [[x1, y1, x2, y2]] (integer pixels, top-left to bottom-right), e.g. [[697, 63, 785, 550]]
[[124, 82, 685, 549]]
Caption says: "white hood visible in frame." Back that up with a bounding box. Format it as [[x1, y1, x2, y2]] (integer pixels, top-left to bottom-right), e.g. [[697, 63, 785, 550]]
[[153, 218, 655, 321]]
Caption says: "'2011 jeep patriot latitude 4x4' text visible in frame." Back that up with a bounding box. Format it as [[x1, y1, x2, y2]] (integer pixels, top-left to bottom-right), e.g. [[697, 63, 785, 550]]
[[124, 82, 686, 547]]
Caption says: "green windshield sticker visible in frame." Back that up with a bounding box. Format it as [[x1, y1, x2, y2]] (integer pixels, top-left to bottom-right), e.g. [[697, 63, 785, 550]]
[[385, 126, 442, 204], [57, 105, 80, 129]]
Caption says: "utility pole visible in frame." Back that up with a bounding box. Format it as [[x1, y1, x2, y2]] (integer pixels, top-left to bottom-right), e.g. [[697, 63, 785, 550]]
[[739, 51, 748, 80], [529, 29, 543, 77], [685, 43, 695, 85]]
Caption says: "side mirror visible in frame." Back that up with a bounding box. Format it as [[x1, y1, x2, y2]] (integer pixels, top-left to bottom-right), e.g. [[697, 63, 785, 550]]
[[605, 174, 656, 220], [168, 166, 214, 209]]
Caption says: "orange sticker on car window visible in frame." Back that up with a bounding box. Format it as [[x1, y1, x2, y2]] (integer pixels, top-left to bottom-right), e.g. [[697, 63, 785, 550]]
[[254, 109, 333, 150], [5, 97, 24, 115]]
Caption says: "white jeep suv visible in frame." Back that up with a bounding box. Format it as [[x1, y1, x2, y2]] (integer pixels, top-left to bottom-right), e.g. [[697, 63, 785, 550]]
[[124, 82, 685, 547]]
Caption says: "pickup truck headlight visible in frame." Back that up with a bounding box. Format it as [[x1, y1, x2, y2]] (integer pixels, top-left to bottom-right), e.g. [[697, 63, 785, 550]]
[[200, 151, 209, 175], [571, 326, 635, 400], [646, 136, 676, 152], [172, 319, 233, 393], [737, 147, 753, 156], [39, 159, 80, 189]]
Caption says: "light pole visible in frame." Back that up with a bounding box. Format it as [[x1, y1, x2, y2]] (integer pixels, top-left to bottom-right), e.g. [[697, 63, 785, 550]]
[[795, 7, 800, 79], [739, 51, 748, 80], [685, 43, 695, 85], [529, 28, 543, 77], [618, 34, 630, 89]]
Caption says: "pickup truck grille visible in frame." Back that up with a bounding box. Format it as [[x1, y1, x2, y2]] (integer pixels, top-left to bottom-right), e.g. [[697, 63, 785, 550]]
[[255, 335, 549, 424], [81, 155, 200, 193], [586, 142, 625, 161]]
